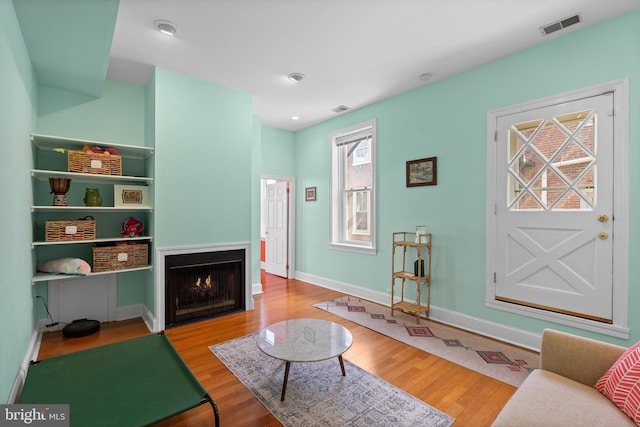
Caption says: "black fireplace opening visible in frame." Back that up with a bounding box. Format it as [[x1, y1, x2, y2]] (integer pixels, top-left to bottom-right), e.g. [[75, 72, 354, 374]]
[[165, 249, 245, 328]]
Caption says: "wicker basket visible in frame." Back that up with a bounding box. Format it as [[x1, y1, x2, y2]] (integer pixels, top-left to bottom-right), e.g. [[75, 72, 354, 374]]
[[93, 243, 148, 272], [68, 150, 122, 175], [133, 243, 149, 267], [45, 219, 96, 242]]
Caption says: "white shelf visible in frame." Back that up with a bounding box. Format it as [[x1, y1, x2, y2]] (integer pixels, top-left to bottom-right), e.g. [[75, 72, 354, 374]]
[[32, 206, 152, 212], [32, 265, 153, 283], [31, 133, 153, 159], [31, 169, 152, 185], [32, 236, 152, 247]]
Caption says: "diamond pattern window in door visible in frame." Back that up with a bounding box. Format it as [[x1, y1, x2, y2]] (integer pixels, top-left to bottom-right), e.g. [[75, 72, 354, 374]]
[[507, 110, 596, 211]]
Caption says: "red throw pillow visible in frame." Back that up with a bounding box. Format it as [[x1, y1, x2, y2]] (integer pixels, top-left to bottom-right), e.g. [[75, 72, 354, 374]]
[[595, 340, 640, 424]]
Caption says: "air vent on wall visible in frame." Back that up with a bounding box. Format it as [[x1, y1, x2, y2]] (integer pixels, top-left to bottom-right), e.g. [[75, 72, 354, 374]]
[[331, 105, 350, 113], [540, 13, 582, 36]]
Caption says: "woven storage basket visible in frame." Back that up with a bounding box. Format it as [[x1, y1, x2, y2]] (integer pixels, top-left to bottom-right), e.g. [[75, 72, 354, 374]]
[[133, 243, 149, 267], [93, 243, 148, 272], [45, 219, 96, 242], [68, 150, 122, 175]]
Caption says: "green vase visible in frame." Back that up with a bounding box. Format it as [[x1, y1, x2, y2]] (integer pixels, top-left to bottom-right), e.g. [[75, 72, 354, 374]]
[[84, 188, 102, 207]]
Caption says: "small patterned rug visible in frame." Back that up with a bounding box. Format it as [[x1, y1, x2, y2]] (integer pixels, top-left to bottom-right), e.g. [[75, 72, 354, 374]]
[[210, 334, 454, 427], [314, 296, 539, 387]]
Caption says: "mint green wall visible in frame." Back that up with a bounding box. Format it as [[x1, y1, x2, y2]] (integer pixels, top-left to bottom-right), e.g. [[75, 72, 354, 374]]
[[153, 67, 253, 247], [37, 79, 145, 145], [0, 0, 37, 403], [262, 125, 296, 176], [294, 11, 640, 345], [12, 0, 119, 98]]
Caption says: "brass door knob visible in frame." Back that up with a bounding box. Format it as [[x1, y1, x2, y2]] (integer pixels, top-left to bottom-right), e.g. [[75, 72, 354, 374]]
[[598, 232, 609, 240], [598, 214, 609, 222]]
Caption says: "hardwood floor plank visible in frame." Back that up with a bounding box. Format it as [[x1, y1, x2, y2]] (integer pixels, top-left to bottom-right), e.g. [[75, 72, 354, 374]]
[[36, 273, 519, 426]]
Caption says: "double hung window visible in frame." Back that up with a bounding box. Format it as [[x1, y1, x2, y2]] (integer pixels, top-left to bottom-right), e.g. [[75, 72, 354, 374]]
[[330, 119, 376, 253]]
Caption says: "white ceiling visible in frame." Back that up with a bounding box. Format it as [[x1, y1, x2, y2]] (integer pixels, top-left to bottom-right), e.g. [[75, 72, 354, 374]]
[[106, 0, 640, 131]]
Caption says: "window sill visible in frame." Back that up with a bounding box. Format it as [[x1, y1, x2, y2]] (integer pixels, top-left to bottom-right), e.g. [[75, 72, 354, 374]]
[[329, 243, 376, 255]]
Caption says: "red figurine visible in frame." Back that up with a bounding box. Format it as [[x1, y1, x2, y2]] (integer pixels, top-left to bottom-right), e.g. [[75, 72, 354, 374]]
[[122, 217, 143, 237]]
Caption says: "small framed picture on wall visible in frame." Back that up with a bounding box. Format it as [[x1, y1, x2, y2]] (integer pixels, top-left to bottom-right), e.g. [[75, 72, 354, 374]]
[[305, 187, 317, 201]]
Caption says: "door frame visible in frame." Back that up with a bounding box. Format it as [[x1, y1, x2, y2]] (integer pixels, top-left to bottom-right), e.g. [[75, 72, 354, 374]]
[[261, 174, 296, 279], [485, 79, 629, 339]]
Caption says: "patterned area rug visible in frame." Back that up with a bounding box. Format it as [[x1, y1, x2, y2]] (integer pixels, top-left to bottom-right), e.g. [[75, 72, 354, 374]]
[[314, 296, 539, 387], [210, 334, 454, 427]]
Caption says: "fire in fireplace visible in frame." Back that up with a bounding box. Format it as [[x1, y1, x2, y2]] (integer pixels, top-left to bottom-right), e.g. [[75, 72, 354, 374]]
[[165, 249, 245, 327]]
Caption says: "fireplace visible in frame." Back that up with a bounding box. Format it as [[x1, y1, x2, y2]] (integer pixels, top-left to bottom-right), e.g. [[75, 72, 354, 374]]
[[165, 249, 245, 327]]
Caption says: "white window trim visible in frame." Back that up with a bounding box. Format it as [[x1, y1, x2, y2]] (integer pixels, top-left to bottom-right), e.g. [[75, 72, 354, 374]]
[[485, 79, 629, 339], [329, 119, 376, 255]]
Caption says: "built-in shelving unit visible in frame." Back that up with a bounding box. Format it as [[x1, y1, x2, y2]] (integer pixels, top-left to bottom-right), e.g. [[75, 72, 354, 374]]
[[30, 134, 154, 284]]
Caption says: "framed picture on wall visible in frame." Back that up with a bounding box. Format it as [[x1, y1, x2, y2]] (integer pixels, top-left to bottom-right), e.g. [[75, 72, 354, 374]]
[[406, 157, 437, 187], [305, 187, 317, 201]]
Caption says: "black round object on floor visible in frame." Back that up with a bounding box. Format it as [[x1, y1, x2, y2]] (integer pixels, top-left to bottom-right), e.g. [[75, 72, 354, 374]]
[[63, 319, 100, 338]]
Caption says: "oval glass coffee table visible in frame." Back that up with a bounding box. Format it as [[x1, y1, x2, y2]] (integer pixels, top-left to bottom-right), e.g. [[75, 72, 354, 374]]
[[256, 318, 353, 401]]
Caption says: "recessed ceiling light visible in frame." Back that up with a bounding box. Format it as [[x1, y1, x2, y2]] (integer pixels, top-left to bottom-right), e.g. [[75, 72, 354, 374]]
[[419, 72, 433, 82], [154, 20, 178, 36], [292, 116, 300, 120], [288, 73, 305, 83], [331, 105, 350, 113]]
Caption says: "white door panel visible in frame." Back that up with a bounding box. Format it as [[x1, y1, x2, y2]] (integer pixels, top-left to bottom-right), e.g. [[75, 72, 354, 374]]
[[265, 181, 288, 277], [494, 94, 614, 320]]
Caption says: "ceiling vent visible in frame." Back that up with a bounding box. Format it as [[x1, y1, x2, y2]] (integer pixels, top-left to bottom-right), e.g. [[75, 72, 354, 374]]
[[540, 13, 582, 36], [331, 105, 350, 113]]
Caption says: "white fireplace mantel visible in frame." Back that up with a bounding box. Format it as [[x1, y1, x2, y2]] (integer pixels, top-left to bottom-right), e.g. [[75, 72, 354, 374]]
[[154, 242, 253, 331]]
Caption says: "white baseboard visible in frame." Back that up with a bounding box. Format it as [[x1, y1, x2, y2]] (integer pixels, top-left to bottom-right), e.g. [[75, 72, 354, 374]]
[[116, 304, 145, 321], [252, 282, 263, 296], [9, 321, 46, 403], [295, 270, 542, 352], [430, 305, 541, 351], [141, 304, 157, 332], [294, 271, 390, 305]]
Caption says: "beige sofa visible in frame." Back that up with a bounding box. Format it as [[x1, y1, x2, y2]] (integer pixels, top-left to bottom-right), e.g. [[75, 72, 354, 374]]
[[492, 328, 634, 427]]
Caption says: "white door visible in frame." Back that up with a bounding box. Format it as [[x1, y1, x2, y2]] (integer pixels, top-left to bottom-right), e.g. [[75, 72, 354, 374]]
[[494, 93, 614, 321], [264, 181, 289, 277]]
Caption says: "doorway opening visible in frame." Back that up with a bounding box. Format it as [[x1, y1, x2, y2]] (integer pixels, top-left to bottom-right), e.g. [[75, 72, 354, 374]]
[[260, 176, 295, 280]]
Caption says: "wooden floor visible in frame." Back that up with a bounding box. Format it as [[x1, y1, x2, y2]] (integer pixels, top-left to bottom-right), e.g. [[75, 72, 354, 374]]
[[38, 273, 521, 426]]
